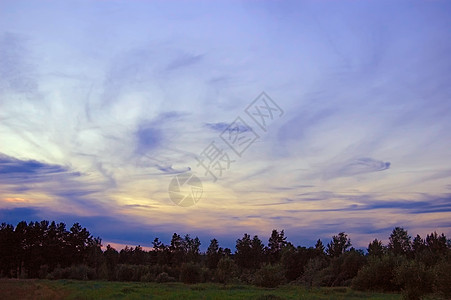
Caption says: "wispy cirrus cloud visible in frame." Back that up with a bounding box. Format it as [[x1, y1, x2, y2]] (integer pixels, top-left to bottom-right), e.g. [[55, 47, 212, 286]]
[[323, 157, 391, 180], [0, 153, 110, 215], [0, 32, 37, 96], [166, 53, 204, 71], [0, 153, 80, 184]]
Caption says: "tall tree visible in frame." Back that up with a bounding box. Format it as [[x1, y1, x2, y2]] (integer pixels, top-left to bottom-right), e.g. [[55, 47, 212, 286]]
[[412, 234, 425, 254], [326, 232, 351, 258], [368, 239, 384, 257], [235, 233, 253, 269], [104, 244, 119, 280], [425, 232, 447, 255], [267, 229, 287, 264], [170, 233, 185, 265], [206, 238, 221, 269], [250, 235, 265, 268], [387, 227, 411, 256], [67, 222, 92, 265], [315, 239, 325, 255], [183, 234, 201, 263]]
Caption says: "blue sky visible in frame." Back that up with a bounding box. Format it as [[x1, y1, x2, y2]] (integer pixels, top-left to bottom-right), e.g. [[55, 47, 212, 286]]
[[1, 0, 450, 250]]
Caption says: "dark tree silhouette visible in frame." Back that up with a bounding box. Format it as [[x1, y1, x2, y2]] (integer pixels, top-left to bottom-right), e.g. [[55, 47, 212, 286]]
[[104, 244, 119, 280], [388, 227, 411, 256], [326, 232, 351, 258], [0, 219, 449, 298], [315, 239, 325, 255], [368, 239, 384, 257], [235, 233, 253, 269], [206, 238, 221, 269], [267, 229, 287, 264]]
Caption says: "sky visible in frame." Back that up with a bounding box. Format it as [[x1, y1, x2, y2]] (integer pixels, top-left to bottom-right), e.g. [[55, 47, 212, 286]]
[[1, 0, 450, 250]]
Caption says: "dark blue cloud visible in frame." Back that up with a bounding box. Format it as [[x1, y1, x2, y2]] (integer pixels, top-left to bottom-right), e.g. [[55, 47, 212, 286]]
[[166, 53, 204, 71], [0, 153, 80, 183], [204, 122, 230, 132], [155, 164, 190, 174], [282, 193, 451, 215], [0, 207, 41, 224], [134, 112, 186, 155], [0, 154, 67, 174], [324, 157, 390, 179], [135, 126, 162, 153], [204, 122, 252, 133], [0, 153, 106, 214]]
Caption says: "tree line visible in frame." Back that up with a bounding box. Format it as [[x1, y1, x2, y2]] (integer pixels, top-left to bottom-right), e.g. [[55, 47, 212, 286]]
[[0, 221, 450, 299]]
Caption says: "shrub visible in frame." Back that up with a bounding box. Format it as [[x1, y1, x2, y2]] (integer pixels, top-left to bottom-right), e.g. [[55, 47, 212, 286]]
[[180, 262, 202, 284], [253, 264, 285, 288], [433, 257, 451, 298], [132, 265, 151, 281], [47, 265, 95, 280], [394, 260, 433, 300], [316, 250, 365, 287], [69, 265, 95, 280], [48, 266, 69, 280], [38, 265, 49, 279], [200, 267, 211, 283], [239, 269, 255, 285], [97, 262, 109, 280], [216, 257, 238, 284], [155, 272, 176, 283], [299, 256, 329, 287], [140, 273, 154, 282], [115, 264, 152, 282], [116, 264, 135, 281], [352, 255, 404, 292]]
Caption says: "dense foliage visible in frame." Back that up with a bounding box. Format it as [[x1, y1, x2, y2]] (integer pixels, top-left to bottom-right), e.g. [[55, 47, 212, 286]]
[[1, 221, 450, 299]]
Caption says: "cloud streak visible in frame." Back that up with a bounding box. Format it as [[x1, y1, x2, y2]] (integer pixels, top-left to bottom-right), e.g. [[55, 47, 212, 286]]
[[0, 153, 80, 183], [323, 157, 391, 180]]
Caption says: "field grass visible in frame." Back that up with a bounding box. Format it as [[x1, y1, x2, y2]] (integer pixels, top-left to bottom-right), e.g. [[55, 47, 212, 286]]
[[0, 279, 402, 300]]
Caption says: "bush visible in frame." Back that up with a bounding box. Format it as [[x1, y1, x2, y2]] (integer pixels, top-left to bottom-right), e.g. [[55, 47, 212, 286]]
[[216, 257, 238, 284], [433, 257, 451, 298], [239, 269, 255, 285], [69, 265, 96, 280], [394, 260, 433, 300], [38, 265, 49, 279], [115, 264, 152, 282], [253, 264, 285, 288], [200, 267, 211, 283], [180, 262, 202, 284], [97, 262, 108, 280], [48, 266, 69, 280], [140, 273, 154, 282], [155, 272, 176, 283], [299, 256, 329, 287], [116, 264, 135, 281], [47, 265, 95, 280], [352, 255, 404, 292], [316, 251, 365, 287]]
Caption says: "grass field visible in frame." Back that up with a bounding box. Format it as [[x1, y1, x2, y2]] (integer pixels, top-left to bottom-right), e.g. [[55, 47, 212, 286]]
[[0, 279, 404, 300]]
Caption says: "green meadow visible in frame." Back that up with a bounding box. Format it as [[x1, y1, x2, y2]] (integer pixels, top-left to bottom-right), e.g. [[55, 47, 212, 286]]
[[0, 279, 403, 300]]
